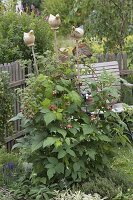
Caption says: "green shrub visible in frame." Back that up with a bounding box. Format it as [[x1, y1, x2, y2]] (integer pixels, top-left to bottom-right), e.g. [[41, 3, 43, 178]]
[[10, 55, 133, 199], [0, 11, 53, 63]]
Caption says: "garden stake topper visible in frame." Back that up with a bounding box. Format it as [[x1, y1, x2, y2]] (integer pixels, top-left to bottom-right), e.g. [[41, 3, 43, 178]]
[[23, 30, 38, 76], [48, 14, 61, 61]]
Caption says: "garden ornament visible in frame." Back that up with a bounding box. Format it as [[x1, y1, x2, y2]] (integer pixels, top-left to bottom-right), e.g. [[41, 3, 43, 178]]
[[48, 14, 61, 30], [23, 30, 38, 75], [23, 30, 35, 47], [48, 14, 61, 61], [71, 25, 84, 40]]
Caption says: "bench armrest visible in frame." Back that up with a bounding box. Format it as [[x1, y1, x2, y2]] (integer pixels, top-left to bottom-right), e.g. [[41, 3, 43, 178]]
[[120, 78, 133, 88]]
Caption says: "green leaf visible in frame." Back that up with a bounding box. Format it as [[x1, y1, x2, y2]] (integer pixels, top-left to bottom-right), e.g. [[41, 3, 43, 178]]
[[40, 108, 50, 114], [45, 164, 54, 169], [47, 168, 55, 179], [82, 124, 94, 135], [41, 98, 51, 108], [73, 162, 80, 172], [31, 134, 44, 152], [86, 149, 97, 160], [61, 78, 71, 86], [68, 91, 81, 106], [65, 138, 70, 145], [57, 128, 67, 138], [69, 128, 77, 135], [44, 112, 56, 126], [55, 163, 64, 174], [31, 141, 43, 153], [58, 149, 66, 159], [45, 86, 53, 98], [98, 134, 111, 142], [66, 148, 76, 157], [47, 157, 58, 165], [43, 137, 58, 148], [56, 112, 63, 120], [56, 85, 66, 92]]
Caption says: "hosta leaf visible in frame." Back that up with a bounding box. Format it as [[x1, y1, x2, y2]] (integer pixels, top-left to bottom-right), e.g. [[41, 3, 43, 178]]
[[44, 112, 56, 126], [43, 137, 58, 148], [47, 168, 55, 179]]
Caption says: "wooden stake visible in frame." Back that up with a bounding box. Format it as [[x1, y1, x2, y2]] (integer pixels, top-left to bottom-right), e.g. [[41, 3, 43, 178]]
[[54, 29, 59, 61], [76, 39, 81, 92], [31, 46, 38, 76]]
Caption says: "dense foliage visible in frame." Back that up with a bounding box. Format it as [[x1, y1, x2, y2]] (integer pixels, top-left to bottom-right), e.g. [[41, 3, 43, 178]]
[[0, 11, 53, 63], [0, 72, 13, 144], [9, 53, 133, 199]]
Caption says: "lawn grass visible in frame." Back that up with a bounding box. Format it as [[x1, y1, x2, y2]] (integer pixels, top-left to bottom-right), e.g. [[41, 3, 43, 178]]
[[112, 145, 133, 182]]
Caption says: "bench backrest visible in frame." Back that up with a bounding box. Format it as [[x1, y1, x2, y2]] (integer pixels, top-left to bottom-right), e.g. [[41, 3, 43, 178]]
[[79, 61, 120, 92], [79, 61, 120, 80]]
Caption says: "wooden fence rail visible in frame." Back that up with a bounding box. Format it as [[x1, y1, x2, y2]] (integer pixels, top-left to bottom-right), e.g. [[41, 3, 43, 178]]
[[0, 52, 132, 150]]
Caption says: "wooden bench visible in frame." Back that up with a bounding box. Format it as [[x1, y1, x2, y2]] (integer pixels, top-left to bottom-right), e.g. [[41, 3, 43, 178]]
[[78, 61, 133, 139], [78, 61, 133, 93]]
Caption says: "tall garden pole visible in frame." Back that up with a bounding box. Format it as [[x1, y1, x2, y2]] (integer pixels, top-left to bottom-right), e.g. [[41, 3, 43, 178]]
[[71, 26, 84, 91], [53, 29, 59, 61], [48, 14, 61, 61], [31, 45, 39, 76]]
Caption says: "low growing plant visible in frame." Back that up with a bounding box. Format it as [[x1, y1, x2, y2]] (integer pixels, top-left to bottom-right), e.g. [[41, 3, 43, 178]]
[[53, 190, 107, 200]]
